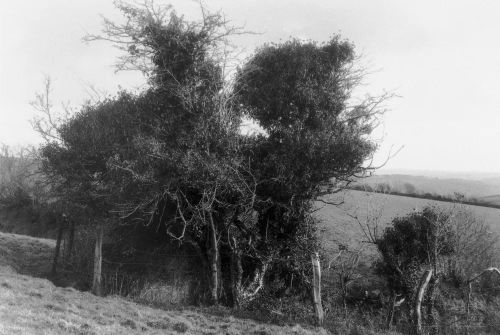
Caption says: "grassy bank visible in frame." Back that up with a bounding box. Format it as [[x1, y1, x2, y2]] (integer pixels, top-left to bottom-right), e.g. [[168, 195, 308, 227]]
[[0, 231, 334, 335]]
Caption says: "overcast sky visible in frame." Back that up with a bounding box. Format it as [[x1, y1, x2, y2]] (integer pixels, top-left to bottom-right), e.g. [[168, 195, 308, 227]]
[[1, 0, 499, 173]]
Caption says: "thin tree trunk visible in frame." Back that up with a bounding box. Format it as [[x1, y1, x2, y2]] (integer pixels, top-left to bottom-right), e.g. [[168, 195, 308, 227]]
[[426, 276, 438, 335], [208, 216, 220, 304], [51, 217, 65, 276], [231, 247, 243, 308], [66, 220, 75, 261], [342, 283, 348, 320], [386, 292, 397, 329], [92, 224, 103, 296], [231, 251, 268, 306], [311, 252, 324, 326], [189, 240, 209, 303], [414, 269, 433, 335]]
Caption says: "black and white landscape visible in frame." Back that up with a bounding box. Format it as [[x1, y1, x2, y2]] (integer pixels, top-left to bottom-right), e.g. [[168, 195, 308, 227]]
[[1, 1, 500, 334]]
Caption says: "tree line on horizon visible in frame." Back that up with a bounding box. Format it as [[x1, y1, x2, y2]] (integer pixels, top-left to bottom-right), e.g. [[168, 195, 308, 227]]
[[349, 181, 500, 209]]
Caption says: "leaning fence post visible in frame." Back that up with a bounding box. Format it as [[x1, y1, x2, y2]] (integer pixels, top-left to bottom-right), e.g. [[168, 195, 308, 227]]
[[311, 252, 324, 325]]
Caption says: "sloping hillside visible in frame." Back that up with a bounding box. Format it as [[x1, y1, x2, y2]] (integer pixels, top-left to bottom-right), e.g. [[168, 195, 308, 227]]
[[315, 190, 500, 255], [0, 232, 55, 276], [479, 194, 500, 206], [0, 232, 325, 335]]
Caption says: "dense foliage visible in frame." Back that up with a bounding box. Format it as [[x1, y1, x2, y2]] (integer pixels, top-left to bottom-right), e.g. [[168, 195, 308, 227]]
[[376, 207, 455, 297], [38, 1, 381, 307]]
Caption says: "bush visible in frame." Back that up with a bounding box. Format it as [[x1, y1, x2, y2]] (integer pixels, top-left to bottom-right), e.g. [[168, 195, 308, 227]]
[[0, 146, 37, 208], [375, 206, 455, 297]]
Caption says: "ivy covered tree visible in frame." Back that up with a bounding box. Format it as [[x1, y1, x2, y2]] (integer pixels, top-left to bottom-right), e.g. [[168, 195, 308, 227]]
[[232, 37, 383, 300], [40, 1, 385, 306]]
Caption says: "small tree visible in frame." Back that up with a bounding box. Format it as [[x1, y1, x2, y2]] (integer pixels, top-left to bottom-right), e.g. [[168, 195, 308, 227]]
[[328, 246, 363, 319], [375, 206, 455, 332], [403, 182, 417, 195], [445, 205, 499, 286], [375, 204, 499, 333]]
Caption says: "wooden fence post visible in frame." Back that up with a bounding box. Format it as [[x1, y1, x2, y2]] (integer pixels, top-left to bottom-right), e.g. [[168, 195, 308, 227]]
[[92, 224, 103, 296], [311, 252, 324, 326]]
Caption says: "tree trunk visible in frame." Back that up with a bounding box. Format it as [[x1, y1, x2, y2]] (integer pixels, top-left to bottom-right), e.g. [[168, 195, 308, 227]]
[[386, 292, 397, 329], [230, 247, 269, 307], [231, 248, 243, 308], [311, 252, 324, 326], [92, 225, 103, 296], [425, 276, 439, 335], [66, 220, 75, 261], [341, 282, 348, 320], [414, 269, 433, 335], [188, 240, 209, 304], [51, 217, 65, 276], [208, 217, 220, 304]]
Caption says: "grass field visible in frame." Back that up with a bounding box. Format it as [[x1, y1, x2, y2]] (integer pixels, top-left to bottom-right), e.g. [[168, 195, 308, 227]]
[[315, 190, 500, 257], [0, 232, 328, 335]]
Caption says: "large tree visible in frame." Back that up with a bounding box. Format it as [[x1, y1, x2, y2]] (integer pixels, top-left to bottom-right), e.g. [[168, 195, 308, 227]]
[[40, 1, 384, 306]]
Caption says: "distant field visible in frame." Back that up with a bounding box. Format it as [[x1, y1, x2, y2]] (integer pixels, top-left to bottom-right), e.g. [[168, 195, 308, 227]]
[[314, 190, 500, 256], [354, 174, 500, 199], [480, 194, 500, 206]]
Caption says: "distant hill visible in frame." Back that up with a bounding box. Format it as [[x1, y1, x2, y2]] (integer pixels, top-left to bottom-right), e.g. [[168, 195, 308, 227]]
[[479, 194, 500, 206], [353, 173, 500, 200], [376, 169, 500, 180]]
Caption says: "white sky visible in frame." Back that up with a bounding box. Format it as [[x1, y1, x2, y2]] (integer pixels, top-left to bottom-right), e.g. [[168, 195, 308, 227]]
[[1, 0, 500, 173]]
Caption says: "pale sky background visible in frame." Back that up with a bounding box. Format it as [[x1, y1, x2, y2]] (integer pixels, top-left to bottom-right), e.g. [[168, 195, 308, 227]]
[[1, 0, 500, 173]]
